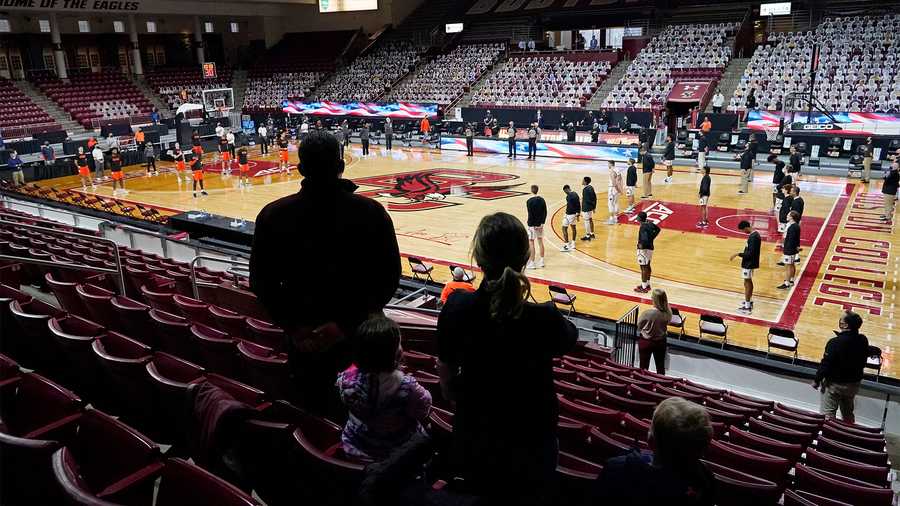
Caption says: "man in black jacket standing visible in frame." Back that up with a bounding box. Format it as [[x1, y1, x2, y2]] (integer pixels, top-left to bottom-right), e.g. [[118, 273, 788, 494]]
[[882, 160, 899, 223], [465, 123, 475, 157], [731, 220, 761, 314], [738, 144, 753, 194], [526, 185, 547, 269], [250, 131, 401, 417], [581, 176, 597, 240], [814, 311, 869, 423], [777, 211, 801, 289], [635, 212, 660, 293]]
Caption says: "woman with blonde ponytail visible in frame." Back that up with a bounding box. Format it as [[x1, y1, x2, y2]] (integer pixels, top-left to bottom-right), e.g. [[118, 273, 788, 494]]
[[638, 288, 673, 375], [436, 212, 577, 504]]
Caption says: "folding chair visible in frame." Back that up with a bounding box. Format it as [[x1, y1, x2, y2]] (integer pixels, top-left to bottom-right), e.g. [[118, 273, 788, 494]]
[[549, 285, 576, 316], [698, 314, 728, 348], [767, 327, 798, 363], [866, 345, 883, 381], [447, 264, 475, 283], [407, 257, 434, 286], [668, 307, 686, 338]]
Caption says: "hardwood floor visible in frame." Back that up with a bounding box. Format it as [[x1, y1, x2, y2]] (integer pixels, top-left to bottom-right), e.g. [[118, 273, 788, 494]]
[[36, 142, 899, 378]]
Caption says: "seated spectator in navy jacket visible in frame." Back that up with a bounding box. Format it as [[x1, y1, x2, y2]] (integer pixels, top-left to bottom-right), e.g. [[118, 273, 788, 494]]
[[593, 397, 716, 506]]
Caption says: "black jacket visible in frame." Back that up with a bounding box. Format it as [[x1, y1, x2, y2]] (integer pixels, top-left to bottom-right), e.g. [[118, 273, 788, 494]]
[[593, 450, 716, 506], [740, 150, 753, 170], [697, 135, 708, 152], [663, 142, 675, 160], [626, 164, 638, 187], [772, 160, 786, 185], [789, 152, 802, 172], [739, 231, 761, 269], [699, 175, 711, 197], [526, 196, 547, 226], [778, 195, 794, 223], [783, 222, 801, 255], [637, 222, 660, 250], [250, 178, 400, 335], [815, 330, 869, 385], [642, 153, 655, 173], [582, 185, 597, 212], [883, 169, 899, 196], [565, 191, 581, 215], [790, 196, 805, 220]]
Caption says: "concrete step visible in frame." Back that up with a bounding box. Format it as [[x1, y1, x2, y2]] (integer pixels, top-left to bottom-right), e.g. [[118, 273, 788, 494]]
[[706, 58, 751, 112], [589, 59, 630, 109], [456, 58, 508, 109], [130, 75, 173, 118]]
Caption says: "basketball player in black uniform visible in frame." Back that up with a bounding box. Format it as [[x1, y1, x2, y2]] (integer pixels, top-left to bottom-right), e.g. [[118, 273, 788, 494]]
[[768, 154, 786, 211], [561, 185, 580, 252], [731, 220, 761, 314], [640, 146, 655, 198], [635, 212, 660, 293], [777, 211, 801, 289], [663, 135, 675, 183], [581, 176, 597, 240], [624, 158, 638, 213], [698, 166, 711, 227], [788, 145, 803, 180], [526, 185, 547, 269]]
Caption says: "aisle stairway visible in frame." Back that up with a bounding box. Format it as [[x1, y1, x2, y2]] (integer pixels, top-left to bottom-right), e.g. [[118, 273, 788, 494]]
[[230, 69, 247, 112], [589, 60, 630, 110], [131, 76, 172, 118], [12, 80, 89, 135], [705, 57, 750, 112], [453, 57, 509, 109]]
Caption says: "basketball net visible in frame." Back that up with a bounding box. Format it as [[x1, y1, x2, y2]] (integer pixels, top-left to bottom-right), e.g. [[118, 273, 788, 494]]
[[764, 124, 780, 141]]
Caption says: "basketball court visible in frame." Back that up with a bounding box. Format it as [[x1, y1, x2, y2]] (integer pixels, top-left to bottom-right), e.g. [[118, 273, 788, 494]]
[[36, 142, 898, 378]]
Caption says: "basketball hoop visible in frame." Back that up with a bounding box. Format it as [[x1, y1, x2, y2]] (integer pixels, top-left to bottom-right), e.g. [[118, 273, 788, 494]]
[[216, 106, 228, 119], [763, 124, 780, 142]]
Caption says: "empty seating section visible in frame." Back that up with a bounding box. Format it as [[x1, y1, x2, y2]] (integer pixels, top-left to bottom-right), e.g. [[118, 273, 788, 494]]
[[0, 203, 893, 505], [243, 72, 324, 113], [315, 42, 421, 102], [145, 66, 234, 113], [602, 22, 737, 110], [242, 30, 356, 113], [33, 70, 153, 128], [385, 43, 506, 106], [0, 78, 57, 134], [736, 14, 900, 112], [471, 53, 614, 108]]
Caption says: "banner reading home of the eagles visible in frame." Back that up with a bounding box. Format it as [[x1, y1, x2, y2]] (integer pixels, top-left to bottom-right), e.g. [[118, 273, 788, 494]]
[[282, 100, 438, 119], [667, 81, 713, 103]]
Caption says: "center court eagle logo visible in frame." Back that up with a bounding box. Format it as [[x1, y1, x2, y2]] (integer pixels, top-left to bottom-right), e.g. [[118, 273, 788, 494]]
[[354, 168, 526, 212]]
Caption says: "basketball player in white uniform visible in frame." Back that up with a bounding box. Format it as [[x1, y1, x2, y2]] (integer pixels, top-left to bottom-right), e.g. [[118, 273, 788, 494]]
[[607, 161, 624, 225]]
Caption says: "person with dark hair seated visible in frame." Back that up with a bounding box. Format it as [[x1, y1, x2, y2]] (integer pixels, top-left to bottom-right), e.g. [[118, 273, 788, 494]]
[[437, 212, 578, 505], [593, 397, 716, 505], [250, 131, 401, 418], [337, 317, 431, 460]]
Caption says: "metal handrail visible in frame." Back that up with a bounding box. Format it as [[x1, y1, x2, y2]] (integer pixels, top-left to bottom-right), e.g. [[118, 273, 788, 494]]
[[189, 255, 250, 299], [0, 218, 125, 294]]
